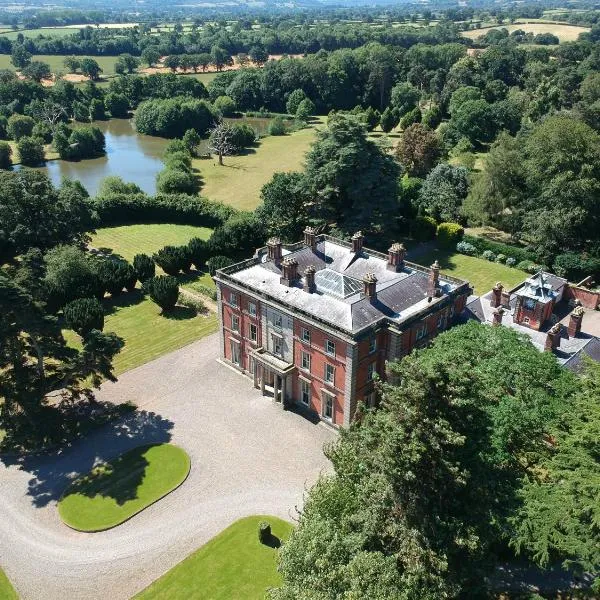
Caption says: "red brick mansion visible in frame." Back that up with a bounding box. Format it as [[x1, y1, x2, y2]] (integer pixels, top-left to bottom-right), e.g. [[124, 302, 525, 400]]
[[214, 228, 471, 427]]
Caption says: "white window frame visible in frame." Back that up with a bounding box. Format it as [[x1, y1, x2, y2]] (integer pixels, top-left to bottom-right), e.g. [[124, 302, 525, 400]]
[[300, 379, 311, 406], [322, 391, 334, 421], [324, 363, 335, 385], [229, 292, 238, 308], [301, 327, 311, 343], [271, 333, 283, 356], [249, 323, 258, 343], [523, 316, 530, 325], [273, 314, 283, 330], [248, 301, 257, 316], [231, 314, 240, 332], [301, 351, 311, 372], [415, 323, 428, 341], [230, 339, 241, 366], [325, 339, 335, 356], [369, 337, 377, 354]]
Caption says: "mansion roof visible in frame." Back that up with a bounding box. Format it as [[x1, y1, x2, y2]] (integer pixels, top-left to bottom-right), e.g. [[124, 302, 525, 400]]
[[215, 235, 470, 336]]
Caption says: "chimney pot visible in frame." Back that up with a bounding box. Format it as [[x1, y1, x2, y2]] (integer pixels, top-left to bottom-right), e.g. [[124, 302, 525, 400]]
[[303, 226, 317, 252], [545, 323, 562, 352], [267, 237, 282, 263], [363, 272, 378, 302], [387, 242, 406, 272], [492, 306, 505, 326], [491, 282, 503, 308], [304, 265, 316, 293], [352, 231, 364, 254], [427, 260, 441, 298], [280, 257, 299, 287], [568, 305, 584, 337]]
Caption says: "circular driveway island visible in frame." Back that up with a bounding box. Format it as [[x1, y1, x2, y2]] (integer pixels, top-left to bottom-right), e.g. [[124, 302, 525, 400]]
[[0, 334, 335, 600]]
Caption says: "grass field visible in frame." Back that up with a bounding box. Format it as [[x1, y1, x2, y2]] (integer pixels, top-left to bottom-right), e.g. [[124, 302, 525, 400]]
[[0, 569, 18, 600], [462, 22, 589, 42], [0, 27, 76, 39], [0, 54, 122, 78], [58, 443, 190, 532], [91, 224, 213, 263], [197, 122, 322, 211], [135, 515, 293, 599], [7, 140, 58, 165], [417, 248, 526, 294]]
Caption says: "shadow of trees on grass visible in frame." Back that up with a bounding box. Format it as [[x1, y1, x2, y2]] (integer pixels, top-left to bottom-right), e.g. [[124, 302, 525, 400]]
[[1, 409, 174, 508]]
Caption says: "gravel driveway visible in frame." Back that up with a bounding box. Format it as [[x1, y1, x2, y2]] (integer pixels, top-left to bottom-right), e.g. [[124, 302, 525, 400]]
[[0, 334, 335, 600]]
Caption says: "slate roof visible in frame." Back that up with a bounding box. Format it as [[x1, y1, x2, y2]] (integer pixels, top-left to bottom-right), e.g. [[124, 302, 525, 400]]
[[219, 235, 469, 336]]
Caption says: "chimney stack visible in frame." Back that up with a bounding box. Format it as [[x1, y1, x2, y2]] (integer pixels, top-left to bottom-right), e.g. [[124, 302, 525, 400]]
[[491, 282, 503, 308], [427, 260, 441, 298], [363, 273, 378, 302], [280, 257, 299, 286], [492, 306, 505, 326], [304, 226, 316, 252], [568, 305, 584, 337], [387, 242, 406, 272], [304, 265, 316, 293], [267, 237, 282, 263], [352, 231, 364, 254], [501, 289, 511, 308], [544, 323, 562, 352]]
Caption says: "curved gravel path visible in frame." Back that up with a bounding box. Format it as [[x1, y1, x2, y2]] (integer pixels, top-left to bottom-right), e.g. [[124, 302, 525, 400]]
[[0, 334, 335, 600]]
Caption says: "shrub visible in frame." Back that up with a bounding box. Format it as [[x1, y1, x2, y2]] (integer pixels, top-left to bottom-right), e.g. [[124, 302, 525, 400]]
[[7, 114, 34, 140], [517, 260, 536, 272], [206, 255, 234, 276], [105, 92, 129, 118], [0, 141, 11, 169], [286, 89, 307, 115], [177, 292, 206, 314], [144, 275, 179, 313], [296, 98, 316, 121], [482, 250, 496, 262], [32, 121, 53, 144], [258, 521, 271, 544], [213, 95, 236, 117], [456, 241, 477, 256], [156, 168, 200, 195], [268, 117, 286, 136], [97, 259, 136, 296], [462, 235, 538, 265], [436, 222, 464, 248], [187, 237, 210, 269], [17, 136, 45, 166], [63, 297, 104, 336], [133, 253, 155, 283], [495, 253, 506, 263], [164, 139, 188, 156], [153, 246, 188, 276], [188, 282, 217, 301], [553, 252, 600, 281], [506, 257, 517, 267], [410, 216, 437, 242], [164, 151, 192, 172], [230, 123, 256, 152]]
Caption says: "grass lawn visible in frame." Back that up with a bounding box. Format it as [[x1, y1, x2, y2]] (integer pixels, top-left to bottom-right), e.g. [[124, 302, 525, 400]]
[[7, 140, 58, 165], [196, 122, 322, 211], [90, 224, 213, 263], [417, 248, 526, 295], [0, 54, 122, 78], [0, 569, 18, 600], [135, 515, 293, 600], [58, 443, 190, 532], [461, 22, 589, 42]]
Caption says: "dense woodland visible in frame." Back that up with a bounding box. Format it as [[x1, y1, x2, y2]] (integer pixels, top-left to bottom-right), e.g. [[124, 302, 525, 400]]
[[1, 3, 600, 596]]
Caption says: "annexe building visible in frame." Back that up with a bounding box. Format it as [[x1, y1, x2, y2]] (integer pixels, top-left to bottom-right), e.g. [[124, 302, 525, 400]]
[[214, 228, 471, 427]]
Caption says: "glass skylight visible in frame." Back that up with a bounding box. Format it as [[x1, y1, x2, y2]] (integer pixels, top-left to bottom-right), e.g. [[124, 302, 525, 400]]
[[315, 268, 363, 299]]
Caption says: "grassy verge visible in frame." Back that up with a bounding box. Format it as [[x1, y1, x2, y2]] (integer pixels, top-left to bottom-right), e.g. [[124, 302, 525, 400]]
[[196, 121, 323, 211], [417, 247, 526, 295], [135, 515, 293, 599], [0, 569, 18, 600], [58, 443, 190, 532]]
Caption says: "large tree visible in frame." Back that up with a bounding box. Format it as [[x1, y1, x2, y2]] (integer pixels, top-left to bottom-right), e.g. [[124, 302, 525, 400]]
[[418, 162, 469, 222], [271, 322, 576, 599], [304, 113, 401, 234], [395, 123, 442, 177]]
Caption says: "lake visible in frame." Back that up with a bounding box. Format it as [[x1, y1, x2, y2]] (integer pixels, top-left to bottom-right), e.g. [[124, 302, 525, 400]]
[[40, 116, 279, 197]]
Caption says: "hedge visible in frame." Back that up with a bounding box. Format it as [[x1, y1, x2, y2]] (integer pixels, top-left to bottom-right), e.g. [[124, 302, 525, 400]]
[[462, 235, 538, 264], [437, 222, 464, 248], [91, 193, 234, 229]]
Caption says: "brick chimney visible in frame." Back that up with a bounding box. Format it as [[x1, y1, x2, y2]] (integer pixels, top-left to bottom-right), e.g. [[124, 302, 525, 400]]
[[267, 237, 282, 263], [352, 231, 364, 254], [387, 242, 406, 272], [492, 306, 505, 326], [304, 265, 316, 293], [303, 226, 316, 252], [280, 257, 298, 286], [491, 282, 503, 308], [544, 323, 562, 352], [427, 260, 441, 298], [568, 305, 584, 337], [363, 273, 377, 302], [501, 289, 511, 308]]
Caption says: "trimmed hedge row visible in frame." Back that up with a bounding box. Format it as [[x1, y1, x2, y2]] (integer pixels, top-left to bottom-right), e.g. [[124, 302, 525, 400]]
[[462, 235, 538, 264], [91, 193, 234, 229]]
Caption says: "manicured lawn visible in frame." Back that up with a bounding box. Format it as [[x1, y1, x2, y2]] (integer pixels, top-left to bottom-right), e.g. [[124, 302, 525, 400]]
[[0, 569, 18, 600], [91, 224, 213, 263], [135, 515, 293, 600], [417, 248, 526, 295], [58, 443, 191, 532], [196, 122, 322, 211]]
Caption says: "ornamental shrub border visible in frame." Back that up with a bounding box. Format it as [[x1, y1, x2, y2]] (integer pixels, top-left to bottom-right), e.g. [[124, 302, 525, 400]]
[[462, 235, 538, 264]]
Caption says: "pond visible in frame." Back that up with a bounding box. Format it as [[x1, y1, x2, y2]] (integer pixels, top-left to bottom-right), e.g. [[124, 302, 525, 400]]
[[39, 116, 279, 197]]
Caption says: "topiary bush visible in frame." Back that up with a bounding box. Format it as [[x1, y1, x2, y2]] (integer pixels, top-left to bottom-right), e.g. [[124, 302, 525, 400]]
[[63, 297, 104, 336], [187, 237, 209, 269], [456, 241, 477, 256], [144, 275, 179, 313], [436, 222, 464, 248], [495, 254, 506, 264], [462, 235, 537, 265], [258, 521, 271, 544], [97, 259, 136, 296], [517, 260, 535, 272], [133, 253, 155, 283], [153, 246, 190, 276], [410, 216, 437, 242], [506, 257, 517, 267], [482, 250, 496, 262], [206, 255, 234, 276]]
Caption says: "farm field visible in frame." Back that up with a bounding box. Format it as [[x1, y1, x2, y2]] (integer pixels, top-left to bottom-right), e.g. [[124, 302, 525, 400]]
[[135, 516, 293, 600], [197, 120, 324, 211], [462, 22, 589, 42], [0, 27, 75, 39], [0, 54, 122, 78], [416, 248, 526, 295]]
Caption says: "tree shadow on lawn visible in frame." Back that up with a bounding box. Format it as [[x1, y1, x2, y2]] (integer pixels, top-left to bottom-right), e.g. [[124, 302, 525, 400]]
[[263, 532, 282, 549], [163, 306, 197, 320], [103, 289, 145, 315], [1, 409, 175, 508], [417, 248, 459, 272]]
